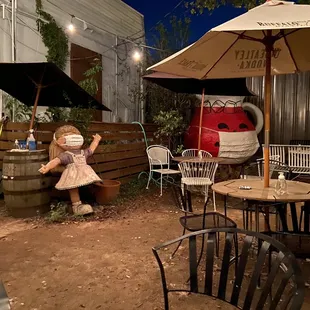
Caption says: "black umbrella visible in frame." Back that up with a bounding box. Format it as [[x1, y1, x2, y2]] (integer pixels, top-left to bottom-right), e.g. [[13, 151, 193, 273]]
[[0, 62, 111, 130], [143, 72, 254, 96], [143, 72, 255, 150]]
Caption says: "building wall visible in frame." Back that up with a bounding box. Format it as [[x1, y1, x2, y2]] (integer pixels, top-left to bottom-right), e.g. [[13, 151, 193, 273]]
[[247, 72, 310, 144], [0, 0, 145, 122]]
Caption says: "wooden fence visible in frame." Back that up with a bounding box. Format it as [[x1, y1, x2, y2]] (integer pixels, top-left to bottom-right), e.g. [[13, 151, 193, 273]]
[[0, 122, 158, 184]]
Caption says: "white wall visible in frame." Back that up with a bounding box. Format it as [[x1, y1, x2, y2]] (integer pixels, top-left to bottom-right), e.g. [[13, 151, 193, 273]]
[[0, 0, 145, 123]]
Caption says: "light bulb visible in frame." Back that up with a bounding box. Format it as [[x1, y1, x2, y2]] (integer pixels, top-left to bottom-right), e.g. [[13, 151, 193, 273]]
[[68, 23, 75, 32], [133, 51, 142, 62]]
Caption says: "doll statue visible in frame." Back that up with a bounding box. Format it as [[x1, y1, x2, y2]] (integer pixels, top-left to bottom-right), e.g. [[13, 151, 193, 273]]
[[39, 125, 102, 216]]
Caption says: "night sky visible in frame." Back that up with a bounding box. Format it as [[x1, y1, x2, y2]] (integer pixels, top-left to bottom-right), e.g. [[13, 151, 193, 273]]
[[123, 0, 245, 44]]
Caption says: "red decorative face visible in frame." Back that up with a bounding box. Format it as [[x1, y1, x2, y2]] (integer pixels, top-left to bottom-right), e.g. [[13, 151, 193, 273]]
[[184, 106, 256, 156]]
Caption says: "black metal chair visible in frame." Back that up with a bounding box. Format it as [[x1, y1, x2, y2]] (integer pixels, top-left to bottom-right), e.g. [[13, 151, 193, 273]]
[[263, 202, 310, 259], [153, 228, 305, 310], [0, 281, 10, 310], [170, 185, 237, 258]]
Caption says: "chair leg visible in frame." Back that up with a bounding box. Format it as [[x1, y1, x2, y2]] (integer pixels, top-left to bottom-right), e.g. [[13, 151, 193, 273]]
[[213, 190, 217, 212], [197, 233, 205, 269], [242, 210, 246, 229], [160, 174, 163, 196], [146, 171, 152, 189], [171, 226, 186, 258], [181, 182, 184, 195], [299, 207, 304, 231]]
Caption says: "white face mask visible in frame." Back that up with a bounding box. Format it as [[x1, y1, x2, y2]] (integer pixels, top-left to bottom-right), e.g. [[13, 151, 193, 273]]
[[55, 134, 84, 147]]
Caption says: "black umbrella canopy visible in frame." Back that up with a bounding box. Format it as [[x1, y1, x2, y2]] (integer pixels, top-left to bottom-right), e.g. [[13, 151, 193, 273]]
[[143, 72, 255, 96], [0, 62, 111, 111]]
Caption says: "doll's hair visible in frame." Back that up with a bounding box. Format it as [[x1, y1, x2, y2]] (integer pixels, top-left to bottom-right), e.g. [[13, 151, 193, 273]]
[[49, 125, 81, 173]]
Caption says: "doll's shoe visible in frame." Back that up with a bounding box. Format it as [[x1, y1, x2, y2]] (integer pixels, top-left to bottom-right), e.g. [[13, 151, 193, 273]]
[[72, 204, 94, 216]]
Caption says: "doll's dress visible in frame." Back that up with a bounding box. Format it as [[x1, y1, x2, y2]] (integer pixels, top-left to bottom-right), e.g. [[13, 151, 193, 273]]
[[55, 149, 101, 190]]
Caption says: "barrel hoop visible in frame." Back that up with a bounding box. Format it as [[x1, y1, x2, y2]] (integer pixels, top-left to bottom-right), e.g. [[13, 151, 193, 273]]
[[2, 175, 51, 181], [3, 159, 48, 164], [4, 187, 52, 195]]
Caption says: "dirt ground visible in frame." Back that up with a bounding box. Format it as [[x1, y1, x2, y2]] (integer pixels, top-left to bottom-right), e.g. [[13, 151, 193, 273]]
[[1, 186, 310, 310]]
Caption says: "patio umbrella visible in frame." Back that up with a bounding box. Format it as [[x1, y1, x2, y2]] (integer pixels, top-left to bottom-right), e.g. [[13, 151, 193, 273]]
[[147, 0, 310, 187], [0, 62, 111, 131], [143, 72, 255, 149]]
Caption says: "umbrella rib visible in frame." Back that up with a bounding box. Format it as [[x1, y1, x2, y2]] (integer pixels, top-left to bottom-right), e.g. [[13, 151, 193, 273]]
[[282, 32, 299, 72], [225, 31, 263, 43], [202, 31, 246, 79]]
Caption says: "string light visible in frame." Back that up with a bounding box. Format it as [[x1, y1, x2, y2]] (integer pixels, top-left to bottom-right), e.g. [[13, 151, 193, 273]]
[[132, 50, 142, 62], [67, 23, 75, 32]]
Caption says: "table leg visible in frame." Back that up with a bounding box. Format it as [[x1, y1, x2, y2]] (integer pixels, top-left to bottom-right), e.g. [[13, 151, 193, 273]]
[[255, 205, 259, 232], [290, 203, 299, 233], [224, 195, 227, 218], [304, 201, 310, 233], [264, 207, 270, 231]]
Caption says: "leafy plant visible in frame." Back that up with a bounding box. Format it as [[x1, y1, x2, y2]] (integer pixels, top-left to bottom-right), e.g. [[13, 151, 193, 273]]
[[79, 60, 103, 97], [3, 94, 32, 122], [153, 110, 186, 151], [35, 0, 69, 70]]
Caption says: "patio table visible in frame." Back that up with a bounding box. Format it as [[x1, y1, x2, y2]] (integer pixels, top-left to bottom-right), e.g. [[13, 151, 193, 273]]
[[212, 178, 310, 232]]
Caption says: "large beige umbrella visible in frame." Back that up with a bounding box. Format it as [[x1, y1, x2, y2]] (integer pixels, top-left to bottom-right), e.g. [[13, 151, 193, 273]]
[[148, 0, 310, 188]]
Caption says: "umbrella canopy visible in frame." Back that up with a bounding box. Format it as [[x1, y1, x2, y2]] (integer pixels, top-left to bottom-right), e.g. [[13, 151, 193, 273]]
[[143, 72, 255, 96], [0, 62, 111, 111], [148, 1, 310, 78], [148, 0, 310, 188]]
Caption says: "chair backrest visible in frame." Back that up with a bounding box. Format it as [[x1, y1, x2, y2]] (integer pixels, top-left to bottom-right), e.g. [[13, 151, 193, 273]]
[[0, 281, 10, 310], [153, 228, 304, 310], [288, 145, 310, 174], [256, 155, 280, 178], [178, 161, 218, 182], [182, 149, 212, 158], [146, 145, 171, 166]]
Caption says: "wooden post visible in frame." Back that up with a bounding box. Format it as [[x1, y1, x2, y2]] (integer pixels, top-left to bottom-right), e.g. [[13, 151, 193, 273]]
[[263, 30, 272, 189], [198, 88, 205, 151], [29, 85, 42, 131]]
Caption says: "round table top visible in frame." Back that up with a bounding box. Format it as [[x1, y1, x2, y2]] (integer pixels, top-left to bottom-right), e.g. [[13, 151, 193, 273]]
[[212, 178, 310, 202], [173, 156, 227, 163]]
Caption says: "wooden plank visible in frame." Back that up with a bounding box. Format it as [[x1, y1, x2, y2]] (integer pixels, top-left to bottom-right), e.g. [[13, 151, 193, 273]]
[[99, 132, 155, 141], [90, 149, 146, 163], [92, 157, 147, 173], [98, 164, 148, 180], [3, 122, 157, 131], [0, 131, 53, 142], [3, 123, 30, 130], [88, 123, 157, 132], [95, 142, 146, 154], [0, 141, 15, 150]]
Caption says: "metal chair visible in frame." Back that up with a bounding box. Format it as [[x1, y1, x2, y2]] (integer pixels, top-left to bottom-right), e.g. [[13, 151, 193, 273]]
[[146, 145, 181, 196], [182, 149, 212, 158], [170, 185, 237, 259], [178, 160, 218, 203], [264, 201, 310, 259], [238, 159, 292, 231], [0, 281, 10, 310], [153, 228, 305, 310]]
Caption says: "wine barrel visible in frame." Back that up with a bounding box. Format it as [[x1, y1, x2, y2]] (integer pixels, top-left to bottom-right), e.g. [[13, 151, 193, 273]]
[[2, 150, 52, 218]]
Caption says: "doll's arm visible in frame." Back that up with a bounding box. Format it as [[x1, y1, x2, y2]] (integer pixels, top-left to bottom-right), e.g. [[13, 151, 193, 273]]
[[89, 134, 102, 154], [39, 158, 61, 174]]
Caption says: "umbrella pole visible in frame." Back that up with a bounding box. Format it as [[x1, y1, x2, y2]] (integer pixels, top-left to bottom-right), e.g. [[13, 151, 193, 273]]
[[29, 85, 42, 131], [198, 88, 205, 151], [263, 31, 272, 188]]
